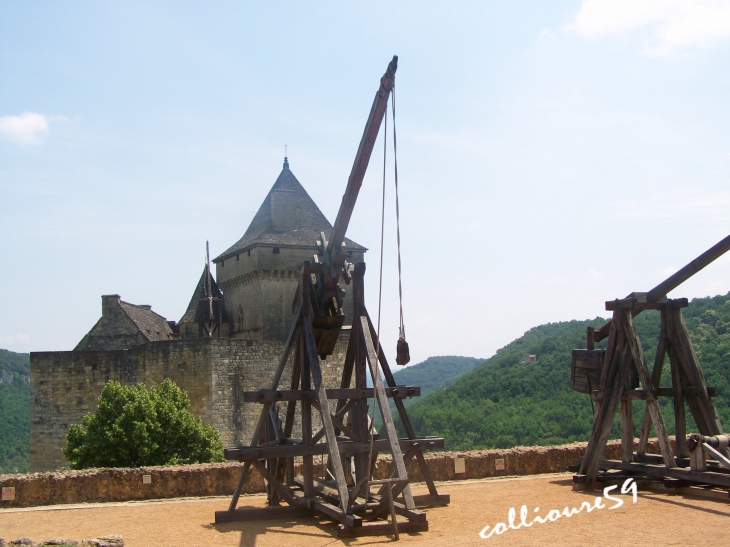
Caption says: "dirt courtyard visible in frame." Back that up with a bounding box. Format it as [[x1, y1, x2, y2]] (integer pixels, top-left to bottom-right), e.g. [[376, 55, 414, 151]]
[[1, 474, 728, 546]]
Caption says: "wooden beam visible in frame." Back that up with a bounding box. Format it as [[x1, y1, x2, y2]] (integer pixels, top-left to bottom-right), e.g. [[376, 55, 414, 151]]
[[309, 499, 362, 528], [329, 57, 397, 264], [638, 332, 665, 455], [600, 459, 730, 488], [590, 389, 656, 401], [669, 308, 725, 437], [360, 316, 415, 510], [304, 316, 351, 513], [579, 314, 629, 480], [621, 398, 634, 464], [227, 461, 252, 513], [364, 311, 441, 497], [623, 311, 675, 468], [251, 458, 300, 506], [243, 386, 421, 403]]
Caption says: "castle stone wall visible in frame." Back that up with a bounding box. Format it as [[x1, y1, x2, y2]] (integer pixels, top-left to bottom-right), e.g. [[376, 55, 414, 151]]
[[30, 333, 350, 472]]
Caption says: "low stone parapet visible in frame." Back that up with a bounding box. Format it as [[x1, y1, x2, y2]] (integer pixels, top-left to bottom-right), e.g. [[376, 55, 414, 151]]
[[0, 439, 668, 508]]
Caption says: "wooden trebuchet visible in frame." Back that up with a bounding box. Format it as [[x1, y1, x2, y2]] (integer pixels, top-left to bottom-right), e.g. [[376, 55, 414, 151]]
[[572, 235, 730, 492], [215, 57, 449, 538]]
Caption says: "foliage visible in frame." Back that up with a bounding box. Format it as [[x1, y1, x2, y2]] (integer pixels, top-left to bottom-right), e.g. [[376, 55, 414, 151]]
[[0, 349, 30, 474], [0, 347, 30, 376], [376, 356, 483, 428], [392, 356, 484, 401], [63, 379, 224, 469], [397, 293, 730, 452]]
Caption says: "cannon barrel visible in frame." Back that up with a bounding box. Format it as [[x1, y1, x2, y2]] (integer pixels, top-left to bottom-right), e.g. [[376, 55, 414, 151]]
[[594, 233, 730, 343], [329, 55, 398, 262]]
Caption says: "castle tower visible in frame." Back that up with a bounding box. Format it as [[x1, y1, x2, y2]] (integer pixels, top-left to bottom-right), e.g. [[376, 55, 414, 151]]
[[213, 158, 366, 341]]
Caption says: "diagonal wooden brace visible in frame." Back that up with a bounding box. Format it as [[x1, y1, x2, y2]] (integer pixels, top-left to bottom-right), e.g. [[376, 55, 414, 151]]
[[303, 317, 352, 513], [360, 316, 415, 510]]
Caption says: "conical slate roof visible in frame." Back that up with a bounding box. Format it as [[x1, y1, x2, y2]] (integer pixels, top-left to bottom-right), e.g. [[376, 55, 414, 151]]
[[179, 267, 227, 324], [214, 159, 365, 262]]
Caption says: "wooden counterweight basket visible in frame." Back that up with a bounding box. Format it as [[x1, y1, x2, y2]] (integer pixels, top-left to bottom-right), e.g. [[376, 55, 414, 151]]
[[570, 349, 605, 394]]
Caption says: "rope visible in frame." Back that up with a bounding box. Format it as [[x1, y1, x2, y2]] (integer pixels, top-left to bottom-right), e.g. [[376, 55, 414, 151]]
[[392, 87, 406, 341]]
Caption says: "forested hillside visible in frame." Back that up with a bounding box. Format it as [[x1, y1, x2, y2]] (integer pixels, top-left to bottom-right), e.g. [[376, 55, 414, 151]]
[[375, 356, 483, 428], [392, 356, 484, 407], [0, 349, 30, 474], [398, 293, 730, 451]]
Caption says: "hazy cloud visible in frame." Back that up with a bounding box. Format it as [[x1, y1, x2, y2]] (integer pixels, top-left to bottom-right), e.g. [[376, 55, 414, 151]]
[[537, 28, 557, 41], [566, 0, 730, 55], [0, 333, 31, 345], [0, 112, 52, 145]]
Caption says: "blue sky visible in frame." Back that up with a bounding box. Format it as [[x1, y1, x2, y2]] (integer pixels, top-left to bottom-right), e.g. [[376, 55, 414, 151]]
[[2, 1, 730, 367]]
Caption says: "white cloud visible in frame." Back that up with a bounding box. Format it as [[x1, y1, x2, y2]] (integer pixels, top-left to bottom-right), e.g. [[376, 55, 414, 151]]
[[0, 112, 51, 145], [566, 0, 730, 55]]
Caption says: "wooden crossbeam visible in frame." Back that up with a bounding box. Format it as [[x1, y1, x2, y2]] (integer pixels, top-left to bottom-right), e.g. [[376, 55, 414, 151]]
[[243, 386, 421, 403]]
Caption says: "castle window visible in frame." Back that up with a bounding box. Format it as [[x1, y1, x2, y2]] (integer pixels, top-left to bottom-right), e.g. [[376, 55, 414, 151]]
[[273, 247, 280, 254]]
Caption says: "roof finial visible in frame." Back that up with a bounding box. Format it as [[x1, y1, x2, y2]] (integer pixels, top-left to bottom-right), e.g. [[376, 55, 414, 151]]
[[283, 145, 289, 169]]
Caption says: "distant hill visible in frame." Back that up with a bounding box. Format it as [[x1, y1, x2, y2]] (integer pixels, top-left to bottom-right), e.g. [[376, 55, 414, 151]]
[[374, 356, 483, 429], [392, 356, 484, 407], [397, 293, 730, 451], [0, 349, 30, 474]]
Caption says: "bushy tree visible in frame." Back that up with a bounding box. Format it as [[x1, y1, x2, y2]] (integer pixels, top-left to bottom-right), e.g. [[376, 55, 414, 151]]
[[63, 379, 224, 469]]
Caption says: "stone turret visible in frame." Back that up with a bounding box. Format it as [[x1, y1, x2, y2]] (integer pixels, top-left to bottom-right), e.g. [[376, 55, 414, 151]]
[[213, 159, 366, 341]]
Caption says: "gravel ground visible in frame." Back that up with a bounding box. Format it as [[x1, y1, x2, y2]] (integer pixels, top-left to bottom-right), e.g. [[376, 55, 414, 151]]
[[1, 474, 728, 546]]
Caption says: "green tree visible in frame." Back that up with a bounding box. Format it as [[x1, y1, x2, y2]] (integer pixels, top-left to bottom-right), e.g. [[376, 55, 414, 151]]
[[63, 379, 224, 469]]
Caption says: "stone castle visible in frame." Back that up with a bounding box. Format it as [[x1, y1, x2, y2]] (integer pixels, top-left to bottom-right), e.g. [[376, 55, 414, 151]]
[[30, 159, 366, 471]]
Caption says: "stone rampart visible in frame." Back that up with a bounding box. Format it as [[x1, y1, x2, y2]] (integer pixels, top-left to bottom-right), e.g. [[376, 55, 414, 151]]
[[29, 335, 349, 472], [1, 439, 667, 508]]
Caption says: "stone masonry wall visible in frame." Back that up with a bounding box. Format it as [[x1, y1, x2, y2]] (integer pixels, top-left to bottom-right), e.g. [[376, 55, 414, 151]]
[[30, 335, 348, 472]]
